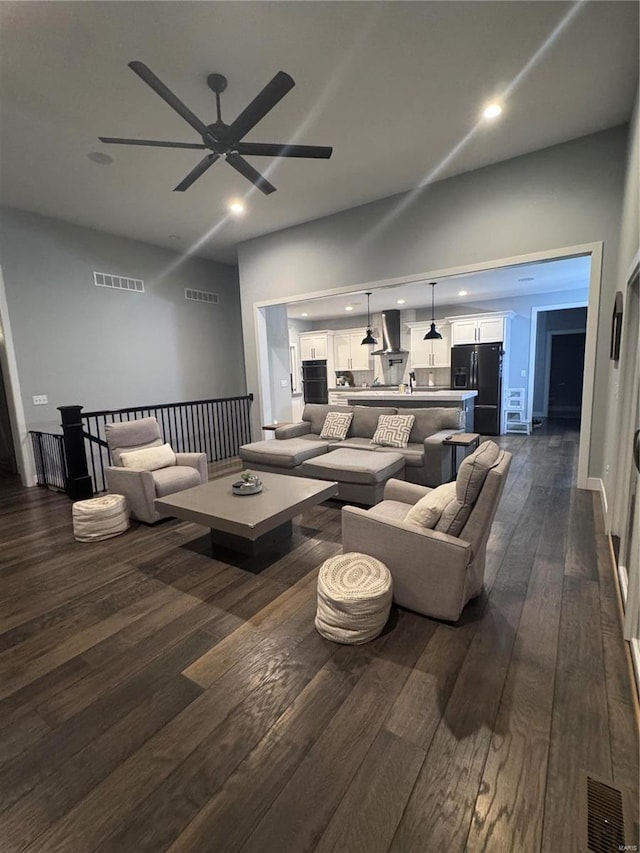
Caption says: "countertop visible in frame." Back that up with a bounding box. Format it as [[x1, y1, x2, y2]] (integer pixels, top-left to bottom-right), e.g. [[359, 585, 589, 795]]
[[329, 386, 450, 392], [345, 390, 477, 402]]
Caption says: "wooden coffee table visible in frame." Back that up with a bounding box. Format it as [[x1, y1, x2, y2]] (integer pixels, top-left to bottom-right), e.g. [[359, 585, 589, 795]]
[[155, 471, 338, 556]]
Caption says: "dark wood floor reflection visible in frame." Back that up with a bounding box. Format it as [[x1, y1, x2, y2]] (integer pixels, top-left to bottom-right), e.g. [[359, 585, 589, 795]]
[[0, 424, 637, 852]]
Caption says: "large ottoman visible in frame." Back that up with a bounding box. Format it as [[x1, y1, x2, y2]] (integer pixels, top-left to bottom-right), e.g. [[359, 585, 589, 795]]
[[299, 448, 405, 505], [72, 494, 129, 542], [239, 437, 327, 474], [315, 552, 393, 644]]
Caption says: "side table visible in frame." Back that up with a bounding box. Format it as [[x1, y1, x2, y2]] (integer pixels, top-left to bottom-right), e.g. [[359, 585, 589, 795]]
[[262, 422, 291, 440], [443, 432, 481, 479]]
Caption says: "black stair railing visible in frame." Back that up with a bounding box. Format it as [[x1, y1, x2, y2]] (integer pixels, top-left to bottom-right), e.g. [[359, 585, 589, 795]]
[[81, 394, 254, 494], [30, 394, 254, 498]]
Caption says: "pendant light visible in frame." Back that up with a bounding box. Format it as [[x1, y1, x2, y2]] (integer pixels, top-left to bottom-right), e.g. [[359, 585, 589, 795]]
[[361, 291, 377, 345], [423, 282, 442, 340]]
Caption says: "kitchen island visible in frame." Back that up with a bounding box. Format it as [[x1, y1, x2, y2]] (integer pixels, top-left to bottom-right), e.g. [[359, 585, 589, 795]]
[[345, 389, 478, 431]]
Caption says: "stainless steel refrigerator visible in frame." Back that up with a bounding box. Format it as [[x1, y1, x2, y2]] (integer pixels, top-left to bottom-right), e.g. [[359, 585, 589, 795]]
[[451, 343, 503, 435], [302, 359, 328, 404]]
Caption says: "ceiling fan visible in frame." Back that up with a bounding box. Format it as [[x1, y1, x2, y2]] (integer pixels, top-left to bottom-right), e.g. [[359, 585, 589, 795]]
[[99, 61, 333, 195]]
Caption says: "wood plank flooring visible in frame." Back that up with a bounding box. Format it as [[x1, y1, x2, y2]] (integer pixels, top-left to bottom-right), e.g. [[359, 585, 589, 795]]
[[0, 427, 637, 852]]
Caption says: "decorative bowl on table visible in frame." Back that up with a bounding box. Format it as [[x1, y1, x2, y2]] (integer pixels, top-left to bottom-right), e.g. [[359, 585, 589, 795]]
[[232, 472, 263, 496]]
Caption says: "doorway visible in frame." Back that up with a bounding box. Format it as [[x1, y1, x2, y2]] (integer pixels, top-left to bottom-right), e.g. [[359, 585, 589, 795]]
[[547, 331, 586, 421], [0, 358, 18, 476]]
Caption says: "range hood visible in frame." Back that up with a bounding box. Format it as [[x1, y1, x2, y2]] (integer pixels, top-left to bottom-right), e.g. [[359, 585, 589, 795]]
[[371, 310, 409, 355]]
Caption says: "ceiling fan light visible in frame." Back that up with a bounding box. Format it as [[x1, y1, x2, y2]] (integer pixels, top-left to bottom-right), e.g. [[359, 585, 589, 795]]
[[423, 323, 442, 341]]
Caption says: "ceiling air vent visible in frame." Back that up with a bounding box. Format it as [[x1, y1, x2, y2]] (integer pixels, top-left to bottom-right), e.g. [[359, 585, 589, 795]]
[[185, 289, 219, 305], [94, 271, 144, 293]]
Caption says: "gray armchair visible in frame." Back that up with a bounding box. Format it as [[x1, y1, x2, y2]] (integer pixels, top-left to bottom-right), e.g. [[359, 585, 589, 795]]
[[341, 447, 512, 621], [104, 417, 207, 523]]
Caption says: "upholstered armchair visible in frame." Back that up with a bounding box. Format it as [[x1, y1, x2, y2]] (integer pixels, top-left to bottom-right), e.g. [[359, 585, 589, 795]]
[[104, 417, 207, 523], [341, 443, 512, 621]]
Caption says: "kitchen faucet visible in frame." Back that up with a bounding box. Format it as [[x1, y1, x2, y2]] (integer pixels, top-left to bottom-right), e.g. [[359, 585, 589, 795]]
[[409, 371, 416, 393]]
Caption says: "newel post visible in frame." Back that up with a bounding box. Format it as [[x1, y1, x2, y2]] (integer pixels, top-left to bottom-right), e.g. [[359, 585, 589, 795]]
[[58, 405, 93, 500]]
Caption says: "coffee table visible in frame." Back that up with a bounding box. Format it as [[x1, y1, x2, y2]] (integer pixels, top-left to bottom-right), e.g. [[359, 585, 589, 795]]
[[155, 471, 338, 556]]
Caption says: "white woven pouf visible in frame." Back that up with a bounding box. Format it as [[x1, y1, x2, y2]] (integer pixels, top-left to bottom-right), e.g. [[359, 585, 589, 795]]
[[72, 494, 129, 542], [315, 552, 393, 644]]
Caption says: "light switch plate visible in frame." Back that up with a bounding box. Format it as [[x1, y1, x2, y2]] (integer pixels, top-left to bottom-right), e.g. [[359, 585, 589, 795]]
[[33, 395, 48, 405], [280, 379, 288, 387], [520, 370, 527, 377]]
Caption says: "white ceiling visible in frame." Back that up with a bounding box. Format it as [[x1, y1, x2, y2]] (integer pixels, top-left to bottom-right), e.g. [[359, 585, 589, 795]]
[[287, 255, 591, 320], [1, 2, 638, 265]]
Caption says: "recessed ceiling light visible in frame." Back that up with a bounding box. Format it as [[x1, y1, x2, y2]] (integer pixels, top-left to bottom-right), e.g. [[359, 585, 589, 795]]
[[396, 299, 406, 305], [345, 306, 353, 311], [458, 290, 468, 296], [483, 103, 502, 120], [301, 312, 308, 317], [518, 276, 535, 282], [87, 151, 113, 165], [228, 200, 245, 215]]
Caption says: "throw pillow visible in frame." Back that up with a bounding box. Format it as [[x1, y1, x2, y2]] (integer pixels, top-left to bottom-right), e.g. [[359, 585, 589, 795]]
[[371, 414, 415, 449], [119, 442, 176, 471], [405, 482, 457, 528], [320, 411, 353, 441]]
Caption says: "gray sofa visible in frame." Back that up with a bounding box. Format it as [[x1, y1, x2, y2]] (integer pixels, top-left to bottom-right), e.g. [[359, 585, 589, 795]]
[[240, 403, 462, 488]]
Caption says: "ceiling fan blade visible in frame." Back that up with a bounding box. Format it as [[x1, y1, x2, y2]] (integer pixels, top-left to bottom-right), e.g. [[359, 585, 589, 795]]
[[236, 142, 333, 159], [99, 137, 207, 149], [174, 153, 219, 192], [227, 71, 295, 143], [225, 153, 276, 195], [128, 61, 211, 139]]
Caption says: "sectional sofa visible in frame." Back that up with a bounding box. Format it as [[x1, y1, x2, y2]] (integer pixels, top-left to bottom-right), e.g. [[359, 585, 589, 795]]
[[240, 403, 462, 504]]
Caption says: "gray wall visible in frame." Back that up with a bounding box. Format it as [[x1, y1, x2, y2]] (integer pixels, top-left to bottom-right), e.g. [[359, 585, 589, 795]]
[[604, 89, 639, 500], [238, 126, 628, 478], [0, 207, 246, 431]]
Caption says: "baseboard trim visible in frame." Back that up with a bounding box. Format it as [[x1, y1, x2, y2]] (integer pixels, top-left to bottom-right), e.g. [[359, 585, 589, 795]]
[[586, 476, 608, 516], [631, 638, 640, 706]]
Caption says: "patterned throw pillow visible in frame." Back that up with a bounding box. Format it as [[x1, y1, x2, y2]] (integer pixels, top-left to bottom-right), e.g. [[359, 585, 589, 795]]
[[320, 411, 354, 441], [371, 414, 415, 449]]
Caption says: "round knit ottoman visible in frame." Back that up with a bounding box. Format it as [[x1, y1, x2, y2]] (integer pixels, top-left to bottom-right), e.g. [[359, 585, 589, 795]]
[[72, 494, 129, 542], [315, 552, 392, 644]]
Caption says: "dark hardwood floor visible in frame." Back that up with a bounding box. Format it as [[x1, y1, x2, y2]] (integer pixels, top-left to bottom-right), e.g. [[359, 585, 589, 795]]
[[0, 425, 638, 852]]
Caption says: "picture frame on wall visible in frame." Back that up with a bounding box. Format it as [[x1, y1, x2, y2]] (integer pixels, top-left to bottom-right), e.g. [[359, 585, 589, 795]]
[[610, 291, 623, 362]]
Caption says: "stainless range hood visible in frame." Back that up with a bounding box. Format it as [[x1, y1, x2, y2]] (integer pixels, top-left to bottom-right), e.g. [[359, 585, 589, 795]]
[[371, 310, 409, 355]]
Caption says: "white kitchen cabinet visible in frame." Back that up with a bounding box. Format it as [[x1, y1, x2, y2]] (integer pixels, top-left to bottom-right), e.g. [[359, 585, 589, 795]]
[[333, 330, 372, 371], [299, 333, 329, 361], [449, 313, 513, 346], [407, 322, 450, 368]]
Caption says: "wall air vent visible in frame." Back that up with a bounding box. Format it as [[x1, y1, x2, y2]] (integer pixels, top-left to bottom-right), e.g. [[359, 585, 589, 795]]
[[185, 289, 219, 305], [94, 271, 144, 293]]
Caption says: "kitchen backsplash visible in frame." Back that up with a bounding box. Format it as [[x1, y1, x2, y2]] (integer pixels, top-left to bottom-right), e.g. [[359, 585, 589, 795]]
[[335, 365, 451, 388]]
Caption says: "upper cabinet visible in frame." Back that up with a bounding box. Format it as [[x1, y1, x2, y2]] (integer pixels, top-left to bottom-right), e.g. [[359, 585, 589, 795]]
[[333, 331, 373, 371], [407, 322, 451, 368], [449, 313, 513, 346], [299, 332, 330, 361]]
